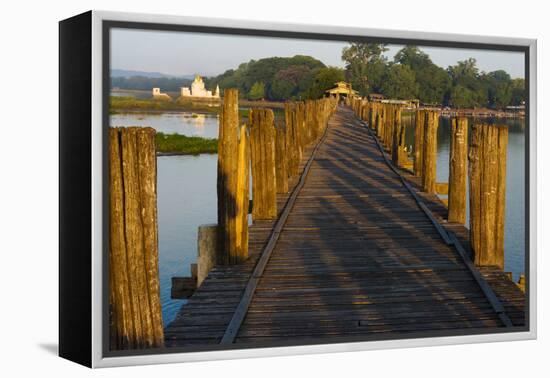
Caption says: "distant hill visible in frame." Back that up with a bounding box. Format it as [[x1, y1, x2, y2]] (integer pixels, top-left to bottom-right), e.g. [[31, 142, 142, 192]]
[[111, 69, 195, 80]]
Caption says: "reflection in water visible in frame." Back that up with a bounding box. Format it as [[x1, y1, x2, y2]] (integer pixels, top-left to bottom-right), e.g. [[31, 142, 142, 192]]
[[403, 113, 525, 279], [189, 113, 206, 136], [110, 112, 219, 138]]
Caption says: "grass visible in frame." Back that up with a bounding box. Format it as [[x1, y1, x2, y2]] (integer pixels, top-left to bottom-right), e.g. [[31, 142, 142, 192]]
[[156, 132, 218, 155], [110, 96, 220, 113], [110, 96, 288, 117]]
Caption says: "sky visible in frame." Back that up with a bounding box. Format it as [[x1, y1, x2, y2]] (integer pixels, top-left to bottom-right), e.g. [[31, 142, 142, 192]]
[[110, 28, 525, 79]]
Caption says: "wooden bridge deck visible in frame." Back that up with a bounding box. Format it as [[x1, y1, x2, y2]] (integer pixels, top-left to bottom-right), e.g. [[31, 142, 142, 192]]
[[165, 106, 525, 347]]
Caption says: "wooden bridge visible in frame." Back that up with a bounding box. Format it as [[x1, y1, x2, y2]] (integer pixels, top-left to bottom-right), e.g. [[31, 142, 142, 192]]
[[164, 104, 525, 347]]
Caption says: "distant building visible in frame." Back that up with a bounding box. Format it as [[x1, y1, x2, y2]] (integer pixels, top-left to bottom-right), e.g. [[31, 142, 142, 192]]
[[180, 75, 220, 99], [152, 87, 172, 101], [325, 81, 358, 98]]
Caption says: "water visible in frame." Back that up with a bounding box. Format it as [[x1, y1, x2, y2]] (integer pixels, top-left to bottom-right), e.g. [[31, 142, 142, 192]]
[[403, 114, 525, 280], [111, 112, 219, 138], [110, 111, 526, 325], [157, 155, 218, 325]]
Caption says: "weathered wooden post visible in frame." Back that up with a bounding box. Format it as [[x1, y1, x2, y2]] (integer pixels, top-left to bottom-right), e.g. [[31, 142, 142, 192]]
[[378, 105, 386, 143], [381, 104, 388, 147], [217, 89, 249, 264], [284, 102, 297, 177], [375, 110, 382, 138], [413, 110, 425, 177], [422, 111, 439, 194], [305, 100, 314, 145], [391, 106, 407, 167], [448, 117, 468, 223], [469, 123, 508, 268], [372, 103, 377, 131], [235, 124, 250, 262], [389, 105, 396, 151], [361, 100, 368, 121], [295, 101, 305, 164], [197, 224, 218, 286], [109, 127, 164, 350], [249, 108, 277, 220], [275, 124, 289, 193]]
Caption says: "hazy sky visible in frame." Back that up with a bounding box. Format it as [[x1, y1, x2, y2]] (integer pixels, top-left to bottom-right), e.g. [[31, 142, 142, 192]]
[[110, 28, 525, 78]]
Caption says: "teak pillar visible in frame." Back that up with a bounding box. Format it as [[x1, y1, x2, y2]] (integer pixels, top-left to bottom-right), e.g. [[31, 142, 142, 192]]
[[414, 110, 425, 177], [217, 89, 249, 264], [422, 111, 439, 194], [469, 123, 508, 269], [249, 108, 277, 220], [275, 125, 289, 193], [391, 106, 406, 167], [448, 117, 468, 224], [109, 127, 164, 350]]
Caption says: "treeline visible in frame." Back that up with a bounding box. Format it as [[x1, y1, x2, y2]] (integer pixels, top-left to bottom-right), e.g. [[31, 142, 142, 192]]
[[111, 76, 193, 92], [342, 44, 525, 109], [204, 55, 345, 101], [112, 45, 525, 109]]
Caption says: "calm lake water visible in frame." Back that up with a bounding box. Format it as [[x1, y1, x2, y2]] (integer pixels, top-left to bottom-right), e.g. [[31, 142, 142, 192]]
[[111, 112, 219, 138], [111, 110, 526, 326]]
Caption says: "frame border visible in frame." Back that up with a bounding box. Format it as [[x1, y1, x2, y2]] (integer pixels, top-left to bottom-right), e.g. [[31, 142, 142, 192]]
[[91, 10, 537, 368]]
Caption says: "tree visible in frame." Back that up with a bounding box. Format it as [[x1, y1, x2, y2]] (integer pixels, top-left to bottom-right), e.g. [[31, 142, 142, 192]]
[[341, 43, 388, 95], [447, 58, 486, 107], [394, 46, 450, 104], [380, 64, 418, 99], [270, 65, 310, 100], [510, 78, 525, 106], [305, 67, 346, 99], [449, 85, 478, 108], [448, 58, 480, 88], [248, 81, 265, 100], [484, 70, 513, 108], [208, 55, 326, 100]]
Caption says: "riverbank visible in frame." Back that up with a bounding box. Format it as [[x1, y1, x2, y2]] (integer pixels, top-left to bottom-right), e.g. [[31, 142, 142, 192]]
[[110, 94, 287, 113], [110, 96, 220, 114], [156, 132, 217, 155]]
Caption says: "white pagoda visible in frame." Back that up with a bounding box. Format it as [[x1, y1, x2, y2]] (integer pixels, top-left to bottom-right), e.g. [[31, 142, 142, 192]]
[[180, 75, 220, 98]]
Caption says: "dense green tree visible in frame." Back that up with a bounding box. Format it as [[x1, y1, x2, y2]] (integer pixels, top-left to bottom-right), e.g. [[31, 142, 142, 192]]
[[448, 58, 480, 88], [305, 67, 346, 99], [248, 81, 265, 100], [394, 46, 451, 104], [269, 65, 311, 100], [341, 43, 388, 95], [380, 64, 418, 99], [482, 70, 514, 108], [207, 55, 325, 100], [447, 58, 488, 107], [510, 78, 525, 106], [449, 85, 479, 108]]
